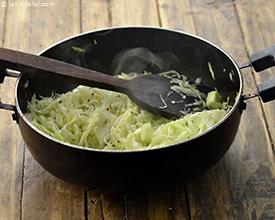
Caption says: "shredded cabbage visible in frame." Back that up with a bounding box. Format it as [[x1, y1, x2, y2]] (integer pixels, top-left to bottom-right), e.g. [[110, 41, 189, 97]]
[[26, 72, 228, 151]]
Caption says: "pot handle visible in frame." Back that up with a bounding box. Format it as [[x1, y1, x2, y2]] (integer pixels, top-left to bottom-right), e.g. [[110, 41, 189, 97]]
[[242, 45, 275, 102], [0, 67, 19, 121], [0, 66, 6, 83], [250, 45, 275, 72]]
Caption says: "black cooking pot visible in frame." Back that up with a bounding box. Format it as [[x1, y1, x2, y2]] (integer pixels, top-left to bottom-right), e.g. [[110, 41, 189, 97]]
[[1, 27, 274, 192]]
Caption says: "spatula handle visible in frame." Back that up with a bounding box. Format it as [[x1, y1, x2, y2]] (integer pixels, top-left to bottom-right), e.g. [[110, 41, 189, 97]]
[[0, 47, 128, 92]]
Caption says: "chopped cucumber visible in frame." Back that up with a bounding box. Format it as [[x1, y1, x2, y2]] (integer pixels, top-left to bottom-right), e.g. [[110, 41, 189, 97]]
[[206, 91, 223, 109]]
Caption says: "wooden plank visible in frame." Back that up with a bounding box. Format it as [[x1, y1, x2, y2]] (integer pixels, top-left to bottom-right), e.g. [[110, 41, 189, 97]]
[[125, 187, 189, 220], [81, 2, 127, 220], [87, 191, 125, 220], [21, 150, 84, 220], [83, 1, 190, 219], [88, 188, 189, 220], [158, 0, 196, 34], [169, 0, 275, 219], [235, 0, 275, 149], [0, 127, 24, 220], [111, 0, 159, 26], [87, 192, 104, 220], [2, 2, 85, 220], [0, 6, 5, 39], [0, 5, 24, 220], [81, 0, 110, 31]]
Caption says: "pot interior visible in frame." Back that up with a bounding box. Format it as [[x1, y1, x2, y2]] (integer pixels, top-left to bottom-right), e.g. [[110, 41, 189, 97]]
[[17, 27, 241, 116]]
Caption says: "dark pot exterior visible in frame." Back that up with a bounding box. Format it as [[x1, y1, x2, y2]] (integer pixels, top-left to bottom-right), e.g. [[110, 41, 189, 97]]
[[15, 27, 243, 191], [17, 102, 242, 191]]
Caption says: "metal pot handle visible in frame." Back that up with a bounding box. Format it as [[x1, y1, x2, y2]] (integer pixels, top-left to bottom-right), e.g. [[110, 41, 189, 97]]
[[241, 45, 275, 102], [0, 68, 19, 121]]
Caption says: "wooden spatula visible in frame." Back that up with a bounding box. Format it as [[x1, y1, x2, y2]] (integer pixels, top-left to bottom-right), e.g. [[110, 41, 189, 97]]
[[0, 47, 210, 118]]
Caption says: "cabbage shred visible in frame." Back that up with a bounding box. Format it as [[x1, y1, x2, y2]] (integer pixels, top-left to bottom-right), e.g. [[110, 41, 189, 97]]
[[27, 72, 228, 150]]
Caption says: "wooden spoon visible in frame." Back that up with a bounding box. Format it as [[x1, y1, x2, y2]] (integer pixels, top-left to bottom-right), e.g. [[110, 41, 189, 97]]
[[0, 47, 210, 118]]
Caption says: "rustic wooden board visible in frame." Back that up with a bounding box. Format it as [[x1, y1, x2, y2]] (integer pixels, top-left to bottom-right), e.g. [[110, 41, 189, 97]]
[[158, 0, 196, 33], [0, 6, 5, 38], [125, 187, 189, 220], [110, 0, 159, 26], [0, 5, 24, 220], [2, 2, 85, 220], [87, 191, 125, 220], [81, 2, 126, 220], [170, 0, 275, 219], [0, 1, 274, 219], [81, 0, 110, 31], [83, 1, 190, 219], [0, 125, 23, 220], [235, 0, 275, 150]]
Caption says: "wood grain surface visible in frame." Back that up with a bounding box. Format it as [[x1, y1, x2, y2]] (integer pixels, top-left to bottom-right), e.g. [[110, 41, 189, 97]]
[[82, 1, 190, 219], [179, 1, 275, 219], [1, 2, 85, 220], [0, 5, 24, 220], [0, 0, 274, 220], [158, 0, 196, 33], [111, 0, 159, 26], [235, 0, 275, 151]]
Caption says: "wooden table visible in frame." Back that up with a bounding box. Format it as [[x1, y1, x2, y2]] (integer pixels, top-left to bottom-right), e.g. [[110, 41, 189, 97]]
[[0, 0, 274, 219]]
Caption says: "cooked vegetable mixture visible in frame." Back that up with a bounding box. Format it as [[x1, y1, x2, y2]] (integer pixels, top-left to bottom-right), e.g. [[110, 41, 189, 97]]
[[27, 72, 229, 150]]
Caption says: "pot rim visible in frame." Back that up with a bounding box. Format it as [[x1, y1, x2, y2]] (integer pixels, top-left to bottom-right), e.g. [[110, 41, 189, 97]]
[[15, 26, 244, 153]]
